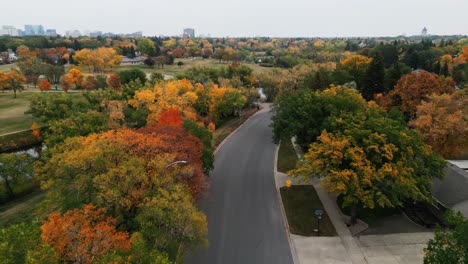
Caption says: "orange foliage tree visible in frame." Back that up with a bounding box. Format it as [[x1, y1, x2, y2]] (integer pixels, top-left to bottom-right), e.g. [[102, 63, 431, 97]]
[[74, 47, 123, 73], [108, 74, 121, 90], [31, 122, 41, 139], [158, 107, 183, 127], [382, 70, 455, 118], [41, 204, 131, 263], [38, 80, 51, 92], [410, 89, 468, 159]]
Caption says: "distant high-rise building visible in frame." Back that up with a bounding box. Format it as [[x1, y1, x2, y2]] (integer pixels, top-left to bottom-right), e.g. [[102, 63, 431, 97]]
[[66, 30, 82, 38], [24, 25, 45, 35], [421, 27, 428, 36], [46, 29, 57, 37], [0, 26, 20, 36], [183, 28, 195, 38]]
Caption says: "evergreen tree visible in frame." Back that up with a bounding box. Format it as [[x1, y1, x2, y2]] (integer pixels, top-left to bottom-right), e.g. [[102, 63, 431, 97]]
[[362, 52, 385, 100]]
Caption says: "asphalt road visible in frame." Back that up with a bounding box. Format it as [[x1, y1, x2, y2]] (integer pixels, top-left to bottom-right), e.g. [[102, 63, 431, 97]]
[[186, 107, 294, 264]]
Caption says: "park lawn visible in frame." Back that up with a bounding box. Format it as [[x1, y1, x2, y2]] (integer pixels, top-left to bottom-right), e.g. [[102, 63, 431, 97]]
[[0, 92, 38, 135], [277, 139, 299, 173], [114, 58, 274, 79], [0, 64, 17, 73], [280, 185, 337, 236], [0, 91, 85, 135]]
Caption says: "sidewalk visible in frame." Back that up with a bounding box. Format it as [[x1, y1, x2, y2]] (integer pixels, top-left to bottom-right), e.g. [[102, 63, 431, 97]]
[[274, 138, 433, 264]]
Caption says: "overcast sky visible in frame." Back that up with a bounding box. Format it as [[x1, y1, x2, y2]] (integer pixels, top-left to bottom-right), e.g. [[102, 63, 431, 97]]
[[2, 0, 467, 37]]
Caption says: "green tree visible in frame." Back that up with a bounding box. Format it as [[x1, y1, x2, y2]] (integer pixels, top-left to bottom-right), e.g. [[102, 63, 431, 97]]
[[291, 106, 446, 224], [0, 153, 34, 198], [138, 38, 157, 56], [42, 64, 65, 90], [117, 69, 147, 85], [0, 221, 42, 264], [272, 85, 367, 149], [424, 211, 468, 264], [362, 52, 385, 100]]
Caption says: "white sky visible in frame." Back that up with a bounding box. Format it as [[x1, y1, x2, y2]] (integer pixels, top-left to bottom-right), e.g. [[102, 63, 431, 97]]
[[2, 0, 467, 37]]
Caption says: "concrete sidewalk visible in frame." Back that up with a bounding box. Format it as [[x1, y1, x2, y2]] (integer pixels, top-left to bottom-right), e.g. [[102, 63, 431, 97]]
[[274, 138, 434, 264]]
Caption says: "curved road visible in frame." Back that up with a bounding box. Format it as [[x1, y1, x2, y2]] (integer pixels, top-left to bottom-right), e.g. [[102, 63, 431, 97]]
[[187, 106, 294, 264]]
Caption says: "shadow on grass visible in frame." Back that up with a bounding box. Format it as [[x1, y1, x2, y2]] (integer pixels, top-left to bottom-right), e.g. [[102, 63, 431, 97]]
[[280, 185, 337, 236]]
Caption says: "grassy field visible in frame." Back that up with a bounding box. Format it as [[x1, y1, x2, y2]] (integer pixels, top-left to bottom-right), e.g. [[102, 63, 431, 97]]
[[277, 139, 299, 173], [0, 64, 17, 73], [280, 185, 337, 236], [0, 191, 44, 228], [0, 92, 39, 135], [114, 58, 273, 78]]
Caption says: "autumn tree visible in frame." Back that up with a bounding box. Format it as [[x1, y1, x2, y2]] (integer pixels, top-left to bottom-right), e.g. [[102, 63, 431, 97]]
[[339, 55, 372, 88], [81, 75, 97, 91], [410, 89, 468, 159], [291, 105, 446, 224], [0, 70, 26, 98], [41, 204, 131, 263], [37, 127, 208, 255], [383, 70, 455, 118], [64, 68, 83, 89], [108, 74, 122, 90], [138, 38, 157, 56], [38, 79, 51, 92], [75, 47, 123, 73]]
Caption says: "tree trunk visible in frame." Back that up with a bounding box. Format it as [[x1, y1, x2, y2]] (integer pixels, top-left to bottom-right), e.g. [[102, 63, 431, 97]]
[[350, 203, 358, 225], [3, 179, 14, 198]]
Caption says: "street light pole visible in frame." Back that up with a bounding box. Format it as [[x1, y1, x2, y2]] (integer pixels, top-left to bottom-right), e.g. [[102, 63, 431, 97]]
[[314, 209, 324, 236]]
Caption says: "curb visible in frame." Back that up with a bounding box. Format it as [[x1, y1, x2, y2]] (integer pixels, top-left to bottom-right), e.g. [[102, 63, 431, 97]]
[[274, 142, 301, 264]]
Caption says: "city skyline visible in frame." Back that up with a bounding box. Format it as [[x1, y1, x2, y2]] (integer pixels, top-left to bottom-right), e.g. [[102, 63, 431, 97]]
[[1, 0, 467, 37]]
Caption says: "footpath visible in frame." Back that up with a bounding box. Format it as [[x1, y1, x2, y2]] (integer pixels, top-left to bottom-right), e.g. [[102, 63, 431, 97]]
[[274, 138, 433, 264]]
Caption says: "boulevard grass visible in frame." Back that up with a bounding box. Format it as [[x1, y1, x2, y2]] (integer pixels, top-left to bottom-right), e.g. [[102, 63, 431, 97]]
[[278, 138, 336, 236], [281, 185, 337, 236], [277, 139, 298, 173]]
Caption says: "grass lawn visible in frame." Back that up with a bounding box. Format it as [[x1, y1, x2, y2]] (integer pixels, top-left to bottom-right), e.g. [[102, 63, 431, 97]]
[[0, 64, 17, 72], [280, 185, 337, 236], [0, 92, 39, 135], [0, 190, 44, 228], [114, 58, 274, 79], [277, 139, 299, 173], [337, 195, 400, 225]]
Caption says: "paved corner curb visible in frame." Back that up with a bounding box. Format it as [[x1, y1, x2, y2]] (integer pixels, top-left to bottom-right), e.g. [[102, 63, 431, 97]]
[[274, 142, 300, 264]]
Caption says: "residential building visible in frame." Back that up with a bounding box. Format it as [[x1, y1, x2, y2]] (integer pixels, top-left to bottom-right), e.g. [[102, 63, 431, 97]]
[[46, 29, 57, 37], [183, 28, 195, 38], [0, 25, 20, 36]]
